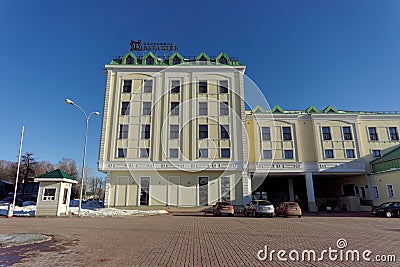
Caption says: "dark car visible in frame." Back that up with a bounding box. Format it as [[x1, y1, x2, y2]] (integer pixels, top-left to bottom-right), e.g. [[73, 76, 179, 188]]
[[213, 201, 234, 216], [0, 196, 24, 207], [243, 200, 275, 217], [371, 202, 400, 218]]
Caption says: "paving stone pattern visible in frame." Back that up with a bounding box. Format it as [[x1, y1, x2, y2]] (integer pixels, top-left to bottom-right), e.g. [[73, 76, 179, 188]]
[[0, 213, 399, 266]]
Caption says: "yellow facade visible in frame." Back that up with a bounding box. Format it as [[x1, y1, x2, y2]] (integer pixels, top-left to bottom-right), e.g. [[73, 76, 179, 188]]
[[99, 50, 400, 211]]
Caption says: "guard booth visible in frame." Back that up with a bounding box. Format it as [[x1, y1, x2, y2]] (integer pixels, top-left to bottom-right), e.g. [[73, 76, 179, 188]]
[[34, 169, 77, 216]]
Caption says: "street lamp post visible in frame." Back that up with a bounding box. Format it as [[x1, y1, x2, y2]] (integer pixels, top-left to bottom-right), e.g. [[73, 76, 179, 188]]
[[65, 98, 99, 217]]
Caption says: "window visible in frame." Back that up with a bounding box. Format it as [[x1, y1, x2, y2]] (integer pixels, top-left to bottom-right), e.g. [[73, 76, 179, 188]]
[[199, 56, 207, 62], [123, 80, 132, 93], [140, 148, 150, 158], [368, 127, 378, 141], [219, 57, 228, 65], [121, 102, 130, 115], [220, 177, 230, 201], [42, 188, 56, 201], [346, 149, 355, 158], [172, 56, 180, 65], [119, 125, 129, 139], [171, 80, 180, 94], [372, 150, 381, 158], [142, 102, 152, 116], [199, 80, 207, 93], [62, 188, 68, 204], [282, 127, 292, 140], [117, 148, 127, 158], [387, 184, 395, 198], [359, 186, 366, 199], [199, 102, 208, 115], [140, 177, 150, 206], [261, 127, 271, 141], [221, 148, 230, 158], [322, 127, 332, 140], [199, 125, 208, 139], [141, 125, 150, 139], [199, 149, 208, 158], [143, 80, 152, 93], [126, 55, 134, 64], [170, 125, 179, 139], [263, 150, 273, 159], [389, 127, 399, 141], [372, 185, 380, 199], [220, 125, 229, 139], [145, 56, 154, 65], [169, 149, 179, 158], [284, 150, 293, 159], [325, 149, 334, 159], [170, 102, 179, 115], [220, 102, 229, 115], [219, 80, 228, 94], [342, 127, 353, 140]]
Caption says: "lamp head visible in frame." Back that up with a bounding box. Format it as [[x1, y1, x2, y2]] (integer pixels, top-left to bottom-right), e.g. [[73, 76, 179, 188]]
[[65, 99, 74, 105], [94, 112, 100, 115]]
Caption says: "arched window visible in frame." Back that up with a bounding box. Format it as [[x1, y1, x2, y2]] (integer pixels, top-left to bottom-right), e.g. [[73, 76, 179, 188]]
[[172, 56, 181, 65], [126, 55, 134, 64], [146, 56, 154, 65], [219, 56, 227, 65]]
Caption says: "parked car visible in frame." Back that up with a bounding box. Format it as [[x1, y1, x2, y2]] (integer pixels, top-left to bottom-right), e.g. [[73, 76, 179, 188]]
[[276, 202, 302, 218], [371, 202, 400, 218], [243, 200, 275, 217], [213, 201, 234, 216], [0, 196, 24, 207]]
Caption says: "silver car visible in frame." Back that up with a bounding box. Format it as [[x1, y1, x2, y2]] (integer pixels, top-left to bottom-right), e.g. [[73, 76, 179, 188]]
[[243, 200, 275, 217]]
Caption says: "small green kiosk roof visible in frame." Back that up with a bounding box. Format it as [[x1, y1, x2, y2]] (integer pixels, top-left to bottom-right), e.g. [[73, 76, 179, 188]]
[[35, 169, 77, 183]]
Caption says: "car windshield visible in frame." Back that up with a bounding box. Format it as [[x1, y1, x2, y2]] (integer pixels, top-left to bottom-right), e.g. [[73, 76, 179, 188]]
[[218, 202, 231, 206], [257, 201, 271, 205], [288, 203, 298, 208], [378, 202, 392, 208]]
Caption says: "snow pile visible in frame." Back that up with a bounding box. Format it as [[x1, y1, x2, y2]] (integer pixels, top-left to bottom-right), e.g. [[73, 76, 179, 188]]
[[69, 207, 168, 217], [0, 205, 36, 217], [0, 202, 168, 217]]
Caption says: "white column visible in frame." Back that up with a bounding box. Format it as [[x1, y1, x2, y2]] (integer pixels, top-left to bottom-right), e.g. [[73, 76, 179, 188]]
[[288, 178, 294, 202], [104, 172, 111, 208], [305, 172, 317, 212]]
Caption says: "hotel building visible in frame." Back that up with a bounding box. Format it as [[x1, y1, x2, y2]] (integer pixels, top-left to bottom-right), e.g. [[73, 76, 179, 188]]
[[98, 49, 400, 211]]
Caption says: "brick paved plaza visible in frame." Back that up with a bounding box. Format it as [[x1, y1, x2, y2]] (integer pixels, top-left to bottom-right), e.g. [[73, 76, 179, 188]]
[[0, 213, 399, 266]]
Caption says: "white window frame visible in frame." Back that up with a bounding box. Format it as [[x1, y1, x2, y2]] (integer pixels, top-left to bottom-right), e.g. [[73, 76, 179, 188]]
[[372, 185, 380, 199], [345, 149, 356, 159], [387, 184, 395, 198], [262, 149, 273, 160], [42, 188, 57, 201]]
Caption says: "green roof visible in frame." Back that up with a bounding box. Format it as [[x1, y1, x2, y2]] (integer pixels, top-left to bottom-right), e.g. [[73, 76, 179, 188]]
[[109, 51, 242, 66], [36, 169, 77, 181]]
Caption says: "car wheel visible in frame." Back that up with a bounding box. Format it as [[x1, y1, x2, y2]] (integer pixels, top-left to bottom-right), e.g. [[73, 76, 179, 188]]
[[385, 211, 392, 218], [298, 215, 301, 218]]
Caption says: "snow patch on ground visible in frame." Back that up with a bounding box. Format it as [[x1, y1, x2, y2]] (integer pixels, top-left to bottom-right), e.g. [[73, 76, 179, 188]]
[[0, 203, 168, 217]]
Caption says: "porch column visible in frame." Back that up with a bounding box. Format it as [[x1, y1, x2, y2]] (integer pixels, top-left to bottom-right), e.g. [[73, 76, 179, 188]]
[[305, 172, 317, 212], [288, 178, 294, 202]]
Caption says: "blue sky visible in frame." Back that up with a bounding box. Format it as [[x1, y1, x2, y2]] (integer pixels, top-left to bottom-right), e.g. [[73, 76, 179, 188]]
[[1, 0, 399, 176]]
